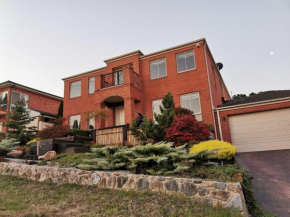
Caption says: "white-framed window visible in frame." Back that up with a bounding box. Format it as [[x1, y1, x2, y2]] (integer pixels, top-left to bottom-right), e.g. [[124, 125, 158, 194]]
[[69, 114, 81, 129], [11, 91, 29, 109], [180, 92, 202, 121], [152, 99, 163, 121], [176, 50, 196, 73], [89, 77, 95, 94], [70, 81, 81, 98], [114, 70, 123, 86], [150, 58, 167, 79], [88, 118, 95, 129], [0, 91, 8, 110]]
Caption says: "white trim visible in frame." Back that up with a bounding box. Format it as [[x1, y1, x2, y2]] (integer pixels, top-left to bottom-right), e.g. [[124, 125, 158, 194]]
[[140, 38, 205, 60], [217, 110, 223, 141], [204, 43, 218, 138], [180, 92, 202, 121], [62, 67, 106, 81], [176, 50, 197, 73], [69, 80, 82, 98], [215, 97, 290, 111], [150, 58, 167, 80]]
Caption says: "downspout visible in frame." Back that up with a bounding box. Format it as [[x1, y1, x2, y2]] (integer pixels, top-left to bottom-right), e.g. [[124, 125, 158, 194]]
[[204, 42, 218, 138], [6, 85, 14, 133], [216, 109, 223, 141]]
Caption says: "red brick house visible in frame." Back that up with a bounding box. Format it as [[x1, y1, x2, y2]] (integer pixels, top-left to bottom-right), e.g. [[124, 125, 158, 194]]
[[62, 38, 230, 137], [0, 81, 63, 133]]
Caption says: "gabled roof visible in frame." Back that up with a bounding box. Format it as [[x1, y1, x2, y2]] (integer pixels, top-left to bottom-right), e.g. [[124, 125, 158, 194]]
[[218, 90, 290, 108], [0, 80, 63, 101]]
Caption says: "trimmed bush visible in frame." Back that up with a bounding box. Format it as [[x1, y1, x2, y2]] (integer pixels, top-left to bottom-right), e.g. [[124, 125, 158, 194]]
[[38, 119, 70, 139], [190, 140, 236, 160], [0, 138, 20, 155], [166, 115, 210, 146]]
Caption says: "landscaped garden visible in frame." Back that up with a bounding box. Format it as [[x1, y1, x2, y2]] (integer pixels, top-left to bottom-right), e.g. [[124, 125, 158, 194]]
[[0, 93, 274, 216]]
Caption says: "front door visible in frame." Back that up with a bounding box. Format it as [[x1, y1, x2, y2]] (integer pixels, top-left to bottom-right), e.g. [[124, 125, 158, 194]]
[[115, 106, 125, 126]]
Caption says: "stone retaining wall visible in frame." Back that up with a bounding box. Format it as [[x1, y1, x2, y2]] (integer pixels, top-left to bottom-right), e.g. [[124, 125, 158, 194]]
[[0, 162, 248, 216]]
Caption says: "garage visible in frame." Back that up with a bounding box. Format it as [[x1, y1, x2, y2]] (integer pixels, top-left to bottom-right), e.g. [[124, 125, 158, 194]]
[[216, 90, 290, 153], [229, 108, 290, 152]]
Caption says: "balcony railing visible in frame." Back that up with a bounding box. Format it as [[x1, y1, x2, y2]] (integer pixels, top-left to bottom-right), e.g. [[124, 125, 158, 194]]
[[101, 71, 124, 89], [101, 71, 140, 89], [133, 72, 140, 88]]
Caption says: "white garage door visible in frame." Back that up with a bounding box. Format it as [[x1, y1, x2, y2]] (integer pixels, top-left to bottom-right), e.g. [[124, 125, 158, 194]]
[[229, 108, 290, 152]]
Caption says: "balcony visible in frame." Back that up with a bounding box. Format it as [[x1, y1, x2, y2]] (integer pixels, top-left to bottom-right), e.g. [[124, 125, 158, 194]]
[[101, 70, 140, 89]]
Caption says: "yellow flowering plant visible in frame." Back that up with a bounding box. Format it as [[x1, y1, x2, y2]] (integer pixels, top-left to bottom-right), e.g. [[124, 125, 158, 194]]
[[26, 138, 40, 146], [189, 140, 236, 160]]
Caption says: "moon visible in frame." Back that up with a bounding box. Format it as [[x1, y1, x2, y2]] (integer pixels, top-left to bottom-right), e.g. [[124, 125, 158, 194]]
[[270, 52, 274, 55]]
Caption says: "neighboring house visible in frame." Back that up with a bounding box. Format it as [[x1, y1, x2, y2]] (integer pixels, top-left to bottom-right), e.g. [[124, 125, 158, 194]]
[[0, 81, 63, 133], [62, 38, 231, 134], [216, 90, 290, 152]]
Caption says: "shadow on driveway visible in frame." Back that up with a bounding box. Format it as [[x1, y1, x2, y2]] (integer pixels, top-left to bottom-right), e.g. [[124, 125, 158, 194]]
[[236, 150, 290, 217]]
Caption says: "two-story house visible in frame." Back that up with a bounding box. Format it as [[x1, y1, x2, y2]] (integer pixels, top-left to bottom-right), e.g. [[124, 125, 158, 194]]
[[62, 38, 230, 138], [0, 81, 63, 133]]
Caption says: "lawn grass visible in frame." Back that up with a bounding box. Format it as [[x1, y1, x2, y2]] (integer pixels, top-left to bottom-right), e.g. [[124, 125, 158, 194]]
[[0, 175, 241, 217]]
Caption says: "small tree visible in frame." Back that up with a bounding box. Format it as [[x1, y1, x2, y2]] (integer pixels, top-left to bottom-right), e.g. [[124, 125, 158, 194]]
[[131, 117, 164, 145], [131, 92, 176, 144], [56, 101, 63, 118], [85, 109, 109, 131], [166, 115, 210, 146], [38, 118, 70, 139], [5, 98, 37, 144]]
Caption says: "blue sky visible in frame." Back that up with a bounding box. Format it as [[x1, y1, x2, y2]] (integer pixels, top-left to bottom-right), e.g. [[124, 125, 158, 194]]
[[0, 0, 289, 97]]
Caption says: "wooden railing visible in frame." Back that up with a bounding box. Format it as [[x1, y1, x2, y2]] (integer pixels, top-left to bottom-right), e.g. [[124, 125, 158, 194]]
[[91, 124, 140, 146]]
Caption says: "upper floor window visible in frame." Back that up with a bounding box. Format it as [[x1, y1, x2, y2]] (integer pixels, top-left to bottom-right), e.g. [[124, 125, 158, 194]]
[[11, 91, 29, 109], [70, 81, 81, 98], [150, 58, 167, 79], [69, 114, 81, 129], [177, 50, 196, 73], [89, 77, 95, 94], [0, 91, 8, 110], [114, 70, 123, 86], [180, 92, 202, 121]]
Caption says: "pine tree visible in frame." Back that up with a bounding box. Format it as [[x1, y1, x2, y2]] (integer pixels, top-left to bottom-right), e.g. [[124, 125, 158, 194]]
[[56, 101, 63, 118], [131, 92, 176, 144], [5, 98, 37, 143], [154, 92, 175, 134]]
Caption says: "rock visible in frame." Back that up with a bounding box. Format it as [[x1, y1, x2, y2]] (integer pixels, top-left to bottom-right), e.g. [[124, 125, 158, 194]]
[[151, 181, 164, 190], [180, 183, 197, 196], [136, 178, 149, 191], [193, 179, 203, 184], [214, 182, 226, 190], [38, 151, 57, 160], [7, 150, 23, 158], [203, 198, 213, 205], [117, 176, 128, 188], [164, 180, 179, 192], [226, 194, 244, 212], [108, 177, 117, 188], [198, 187, 210, 196], [211, 190, 230, 201], [89, 173, 101, 186]]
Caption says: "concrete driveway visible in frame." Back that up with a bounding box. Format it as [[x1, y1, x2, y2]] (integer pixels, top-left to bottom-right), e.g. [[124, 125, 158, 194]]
[[236, 150, 290, 217]]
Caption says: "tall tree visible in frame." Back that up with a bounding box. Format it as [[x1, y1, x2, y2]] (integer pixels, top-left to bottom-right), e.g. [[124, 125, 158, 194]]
[[5, 98, 37, 143], [56, 101, 63, 118]]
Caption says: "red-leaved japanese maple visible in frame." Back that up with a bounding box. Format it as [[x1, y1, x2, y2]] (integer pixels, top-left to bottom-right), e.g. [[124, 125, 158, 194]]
[[165, 115, 210, 146]]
